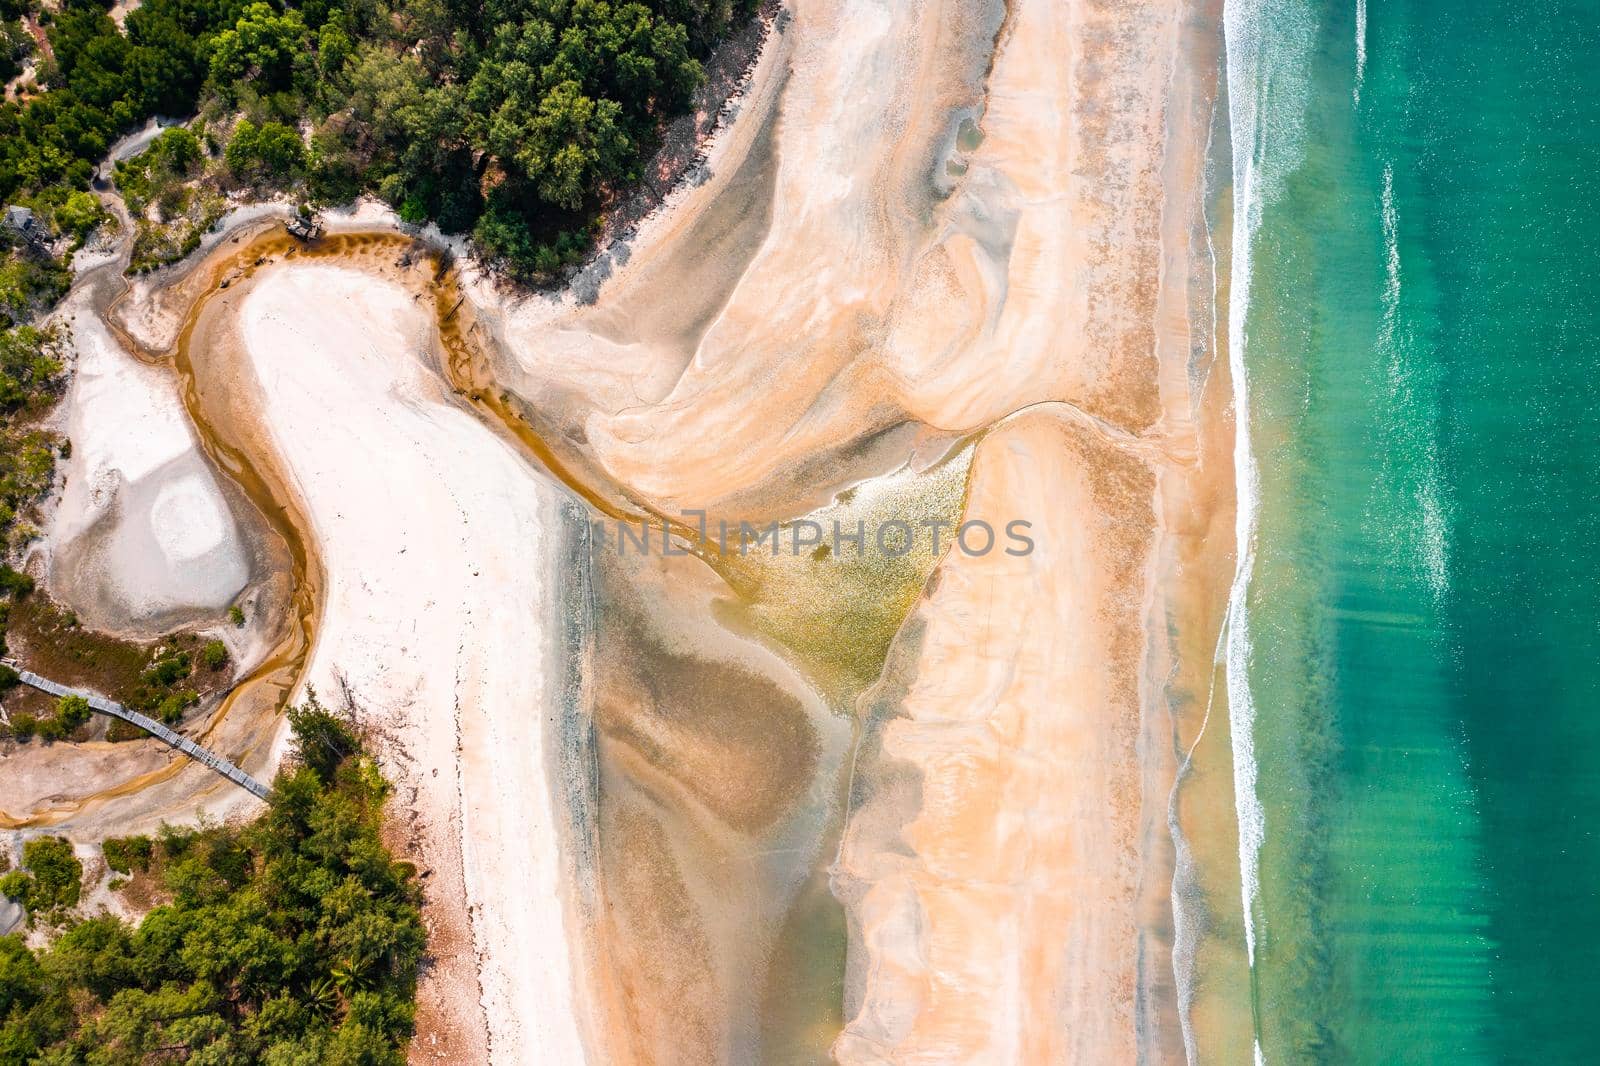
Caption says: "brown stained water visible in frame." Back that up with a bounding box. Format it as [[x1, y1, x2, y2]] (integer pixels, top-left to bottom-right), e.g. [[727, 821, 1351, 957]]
[[436, 248, 979, 1061], [63, 225, 978, 1060]]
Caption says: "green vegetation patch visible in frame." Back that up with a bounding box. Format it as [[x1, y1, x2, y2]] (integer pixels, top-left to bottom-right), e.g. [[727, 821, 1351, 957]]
[[0, 14, 34, 88], [23, 692, 92, 742], [114, 126, 226, 274], [0, 697, 425, 1063], [0, 240, 69, 329], [101, 836, 155, 876], [0, 836, 83, 923], [0, 323, 64, 559], [124, 645, 202, 724], [1, 601, 242, 741], [0, 321, 63, 689], [201, 639, 229, 670], [2, 0, 758, 284]]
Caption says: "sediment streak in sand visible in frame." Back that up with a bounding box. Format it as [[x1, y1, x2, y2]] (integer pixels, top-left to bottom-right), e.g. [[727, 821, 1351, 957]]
[[23, 0, 1231, 1054], [237, 265, 587, 1064], [477, 0, 1222, 1059]]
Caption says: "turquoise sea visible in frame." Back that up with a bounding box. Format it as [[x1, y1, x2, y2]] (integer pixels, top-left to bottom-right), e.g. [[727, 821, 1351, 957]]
[[1220, 0, 1600, 1060]]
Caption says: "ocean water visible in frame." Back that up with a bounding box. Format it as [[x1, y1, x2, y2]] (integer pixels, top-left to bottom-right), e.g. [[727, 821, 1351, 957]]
[[1220, 0, 1600, 1060]]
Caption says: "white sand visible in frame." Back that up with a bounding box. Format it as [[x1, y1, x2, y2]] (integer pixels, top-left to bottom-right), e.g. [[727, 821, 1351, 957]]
[[238, 265, 588, 1065], [48, 296, 249, 632]]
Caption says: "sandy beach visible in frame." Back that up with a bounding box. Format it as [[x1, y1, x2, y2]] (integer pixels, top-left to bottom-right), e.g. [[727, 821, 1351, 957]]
[[218, 263, 592, 1064], [9, 0, 1233, 1057], [468, 0, 1228, 1059]]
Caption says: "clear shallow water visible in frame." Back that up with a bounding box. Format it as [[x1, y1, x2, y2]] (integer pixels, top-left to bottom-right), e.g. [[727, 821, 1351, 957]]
[[1223, 0, 1600, 1059]]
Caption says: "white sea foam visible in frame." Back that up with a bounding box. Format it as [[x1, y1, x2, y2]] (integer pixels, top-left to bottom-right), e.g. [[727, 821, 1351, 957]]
[[1380, 164, 1401, 332], [1377, 163, 1452, 601], [1220, 0, 1318, 1056], [1221, 0, 1265, 981], [1354, 0, 1368, 105], [1418, 481, 1450, 597]]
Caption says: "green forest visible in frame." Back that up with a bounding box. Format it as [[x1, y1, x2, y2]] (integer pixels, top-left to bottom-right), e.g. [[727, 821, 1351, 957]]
[[1, 0, 756, 276], [0, 697, 426, 1064]]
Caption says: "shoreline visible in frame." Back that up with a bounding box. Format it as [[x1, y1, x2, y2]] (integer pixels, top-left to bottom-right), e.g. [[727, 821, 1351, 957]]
[[1146, 0, 1259, 1061]]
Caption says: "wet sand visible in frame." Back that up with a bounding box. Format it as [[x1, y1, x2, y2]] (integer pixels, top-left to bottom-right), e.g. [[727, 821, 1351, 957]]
[[470, 0, 1232, 1059], [11, 0, 1238, 1059]]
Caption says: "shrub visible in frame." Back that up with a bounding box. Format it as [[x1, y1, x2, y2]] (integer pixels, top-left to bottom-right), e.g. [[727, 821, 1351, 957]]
[[6, 836, 82, 916], [23, 838, 80, 904], [54, 191, 104, 242], [152, 126, 202, 174], [156, 689, 198, 724], [229, 604, 245, 627], [0, 326, 65, 412], [0, 254, 71, 328], [102, 836, 154, 875], [286, 689, 359, 783], [9, 710, 35, 739], [141, 650, 191, 687], [0, 869, 29, 906], [227, 118, 305, 180], [55, 695, 91, 731], [201, 639, 228, 669]]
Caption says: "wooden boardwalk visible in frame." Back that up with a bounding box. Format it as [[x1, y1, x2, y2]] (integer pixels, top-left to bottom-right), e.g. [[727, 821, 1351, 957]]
[[4, 663, 272, 801]]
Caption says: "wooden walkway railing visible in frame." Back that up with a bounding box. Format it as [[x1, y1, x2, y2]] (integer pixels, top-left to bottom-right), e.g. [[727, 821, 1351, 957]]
[[4, 662, 271, 801]]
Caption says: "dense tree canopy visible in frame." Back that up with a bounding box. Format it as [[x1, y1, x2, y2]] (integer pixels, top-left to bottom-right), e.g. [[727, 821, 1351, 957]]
[[208, 2, 307, 91], [0, 702, 425, 1063], [0, 0, 758, 276]]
